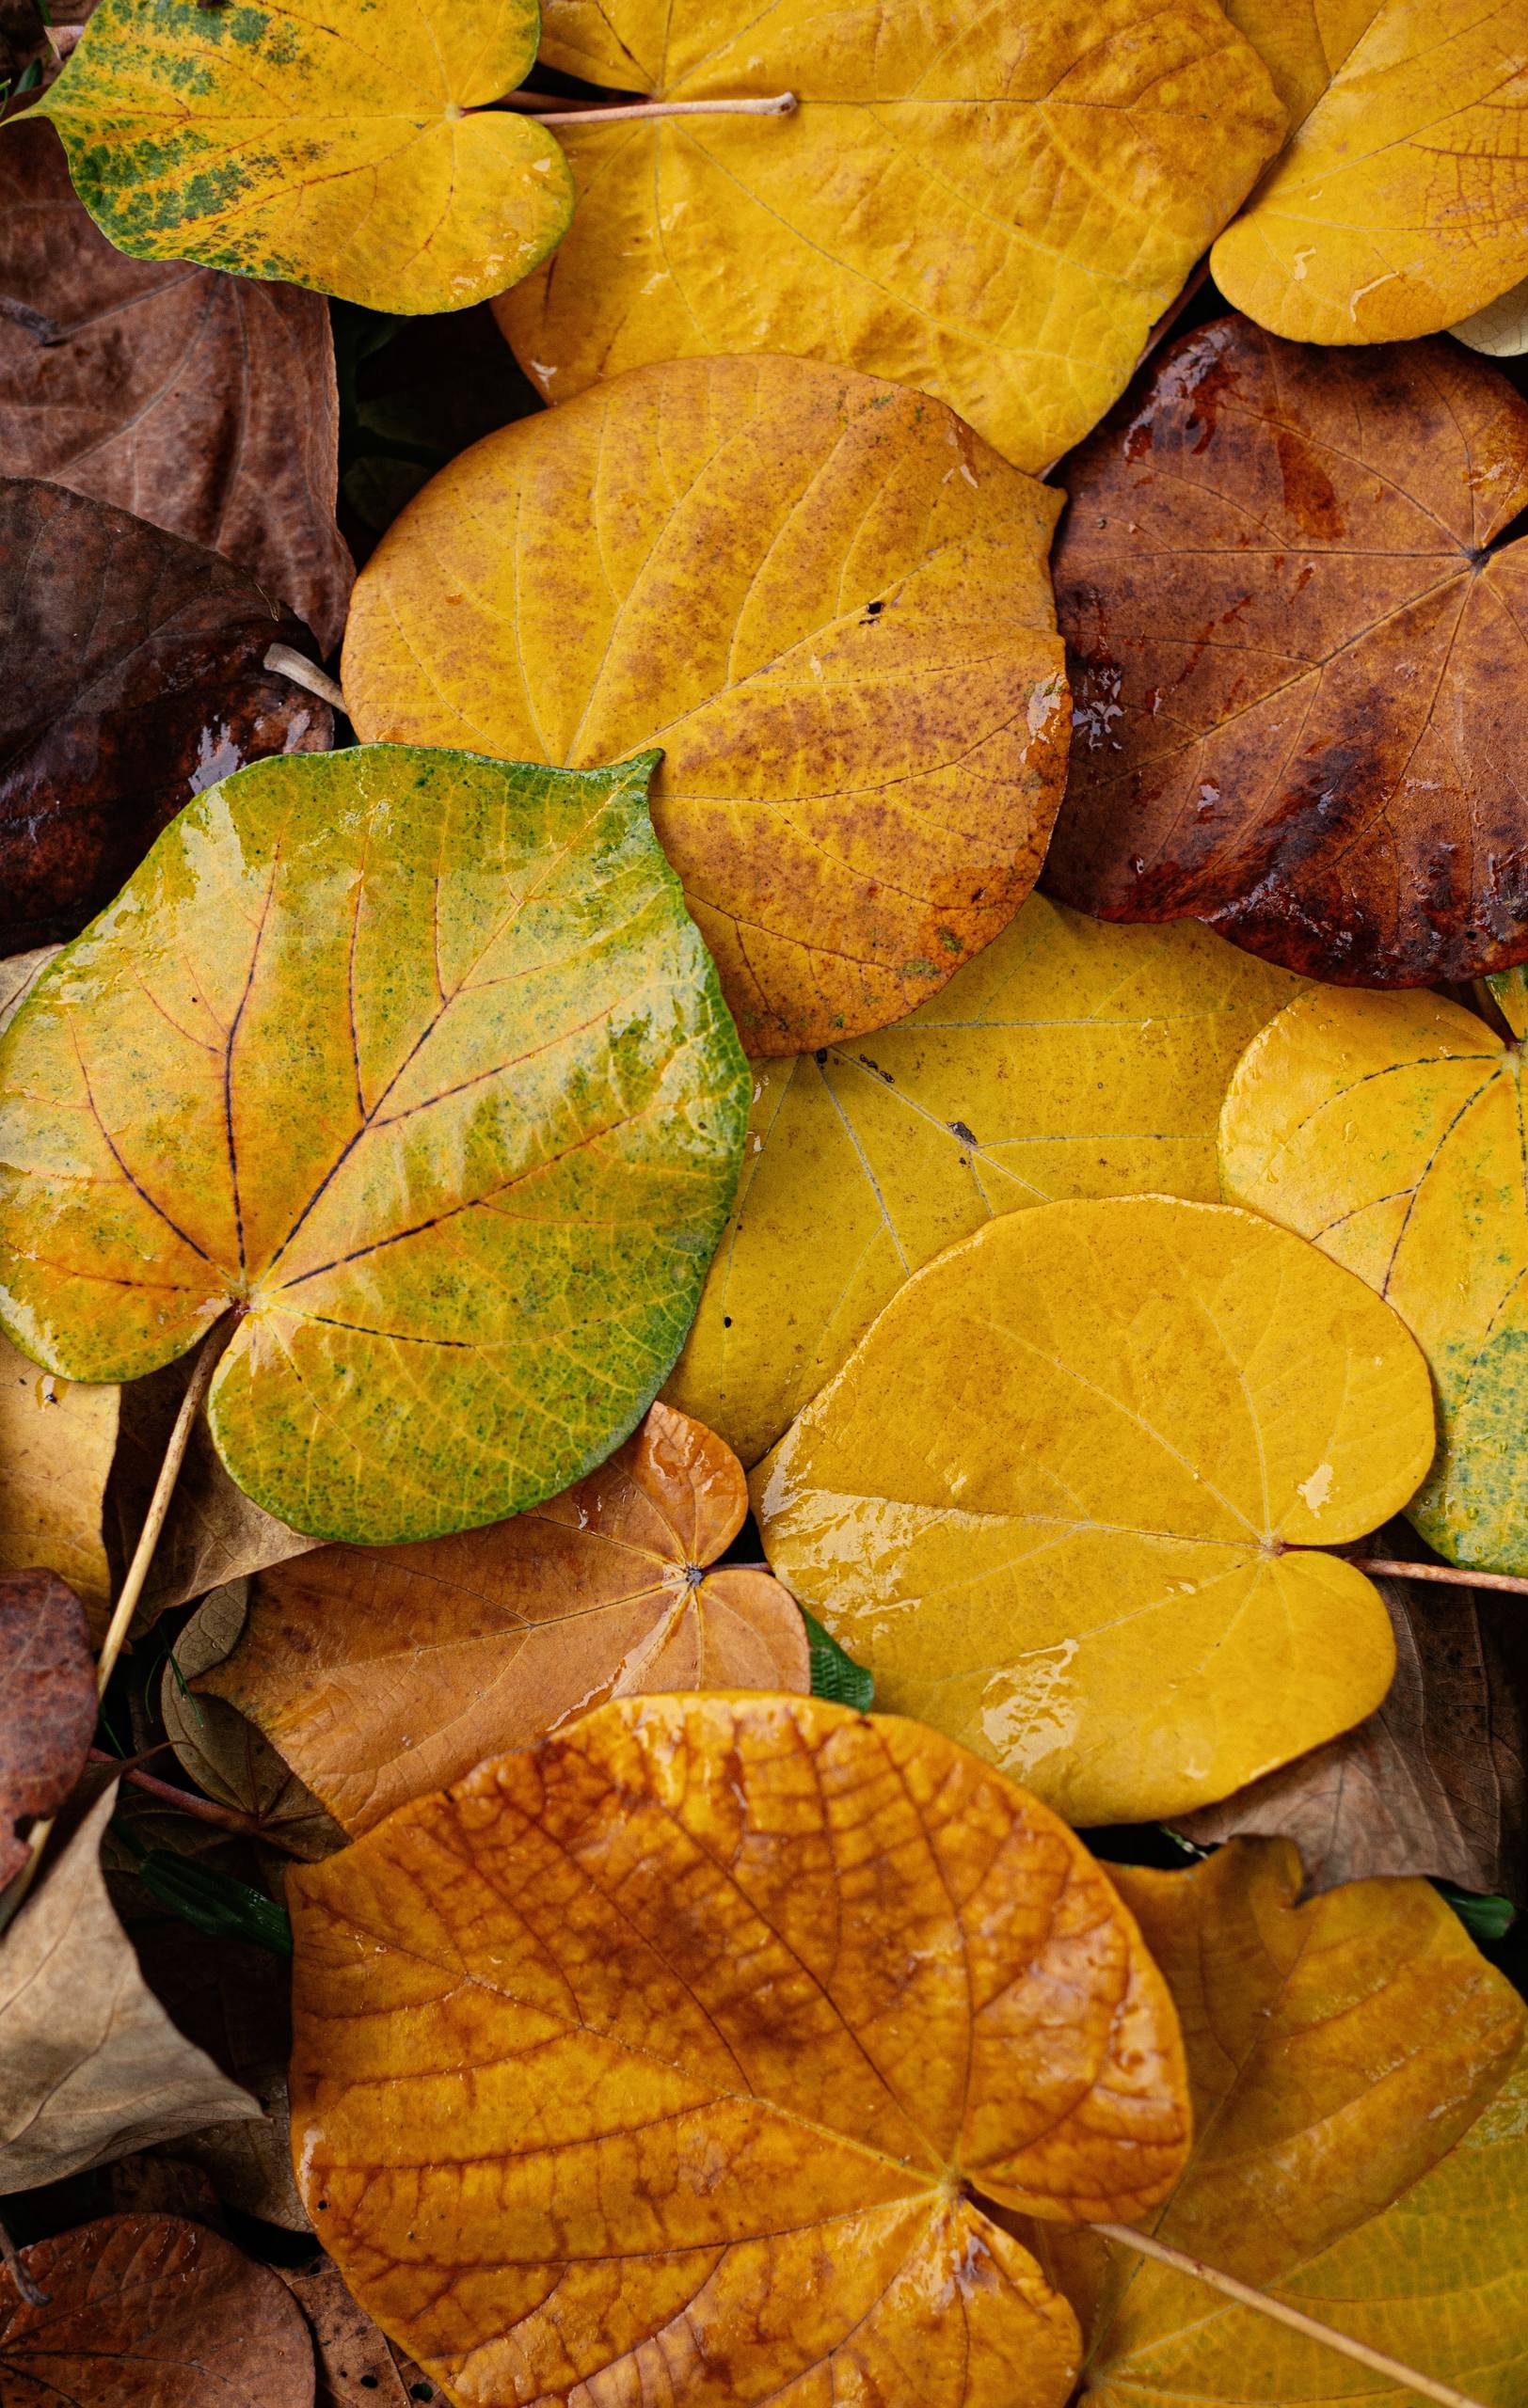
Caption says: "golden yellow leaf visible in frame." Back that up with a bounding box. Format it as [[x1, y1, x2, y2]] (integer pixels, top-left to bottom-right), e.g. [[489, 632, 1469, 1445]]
[[1453, 267, 1528, 356], [342, 353, 1069, 1056], [37, 0, 574, 313], [204, 1402, 809, 1834], [0, 1328, 117, 1623], [1212, 0, 1528, 342], [1220, 987, 1528, 1577], [754, 1197, 1435, 1826], [289, 1693, 1192, 2407], [1077, 1841, 1528, 2407], [492, 0, 1283, 473], [667, 896, 1305, 1466]]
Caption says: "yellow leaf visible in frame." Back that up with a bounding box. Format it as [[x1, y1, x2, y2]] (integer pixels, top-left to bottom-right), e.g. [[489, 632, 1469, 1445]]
[[203, 1402, 809, 1834], [289, 1693, 1192, 2406], [37, 0, 574, 313], [1453, 267, 1528, 356], [0, 1328, 117, 1624], [492, 0, 1284, 473], [342, 354, 1069, 1056], [667, 896, 1305, 1466], [1212, 0, 1528, 342], [1220, 986, 1528, 1576], [754, 1197, 1435, 1826]]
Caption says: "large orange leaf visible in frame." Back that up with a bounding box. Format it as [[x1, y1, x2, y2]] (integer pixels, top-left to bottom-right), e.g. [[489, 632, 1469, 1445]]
[[289, 1694, 1192, 2408], [205, 1402, 809, 1833], [1048, 320, 1528, 985]]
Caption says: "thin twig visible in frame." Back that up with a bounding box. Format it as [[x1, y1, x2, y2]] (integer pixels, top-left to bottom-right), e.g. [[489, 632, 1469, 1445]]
[[533, 91, 796, 125], [1349, 1556, 1528, 1598], [0, 2213, 48, 2310], [1092, 2223, 1488, 2408], [87, 1751, 310, 1860], [263, 642, 346, 713]]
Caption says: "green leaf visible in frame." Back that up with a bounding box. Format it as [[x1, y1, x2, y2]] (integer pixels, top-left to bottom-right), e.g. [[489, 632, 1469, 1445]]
[[1440, 1886, 1517, 1943], [801, 1609, 874, 1711], [135, 1848, 294, 1956]]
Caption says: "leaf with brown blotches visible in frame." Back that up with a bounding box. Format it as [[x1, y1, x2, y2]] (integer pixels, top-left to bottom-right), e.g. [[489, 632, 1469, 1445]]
[[289, 1693, 1191, 2408], [1047, 321, 1528, 985], [0, 1570, 94, 1888], [279, 2259, 411, 2408], [0, 120, 353, 650], [0, 2213, 316, 2407], [207, 1402, 809, 1835], [0, 476, 332, 951]]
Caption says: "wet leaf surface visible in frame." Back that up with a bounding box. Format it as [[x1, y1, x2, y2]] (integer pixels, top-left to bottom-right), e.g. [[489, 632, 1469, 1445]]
[[0, 1570, 95, 1888], [1048, 321, 1528, 985]]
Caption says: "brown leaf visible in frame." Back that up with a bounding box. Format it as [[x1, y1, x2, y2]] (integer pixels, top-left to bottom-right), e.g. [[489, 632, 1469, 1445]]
[[0, 1785, 259, 2192], [0, 475, 333, 950], [160, 1586, 344, 1861], [279, 2260, 410, 2408], [0, 1569, 94, 1888], [0, 120, 352, 650], [1046, 318, 1528, 985], [104, 2149, 227, 2228], [1174, 1572, 1528, 1901], [207, 1402, 811, 1834], [0, 2213, 316, 2407], [0, 1327, 117, 1625]]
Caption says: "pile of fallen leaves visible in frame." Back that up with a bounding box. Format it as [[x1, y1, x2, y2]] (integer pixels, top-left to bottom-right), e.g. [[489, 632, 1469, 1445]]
[[2, 2, 1528, 2403]]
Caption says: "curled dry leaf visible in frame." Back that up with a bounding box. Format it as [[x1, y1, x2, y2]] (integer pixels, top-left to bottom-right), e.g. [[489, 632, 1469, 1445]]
[[0, 1786, 259, 2192], [0, 1570, 95, 1888], [1048, 323, 1528, 986], [0, 747, 748, 1545], [0, 119, 353, 651], [0, 476, 332, 952], [755, 1196, 1435, 1827], [0, 2213, 317, 2408], [1213, 0, 1528, 344], [1454, 267, 1528, 356], [342, 354, 1070, 1056], [497, 0, 1283, 473], [0, 1327, 117, 1624], [1221, 983, 1528, 1572], [205, 1402, 808, 1835], [289, 1694, 1190, 2408], [666, 894, 1303, 1465], [39, 0, 573, 314], [161, 1587, 343, 1860], [1174, 1570, 1528, 1903]]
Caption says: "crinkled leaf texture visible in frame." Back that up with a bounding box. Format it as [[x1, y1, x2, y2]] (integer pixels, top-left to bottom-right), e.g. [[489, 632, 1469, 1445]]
[[342, 353, 1070, 1057], [205, 1401, 809, 1834], [38, 0, 574, 313], [1221, 985, 1528, 1575], [290, 1694, 1191, 2408], [495, 0, 1284, 472], [1049, 323, 1528, 985], [1214, 0, 1528, 344], [755, 1197, 1435, 1827], [0, 745, 749, 1545]]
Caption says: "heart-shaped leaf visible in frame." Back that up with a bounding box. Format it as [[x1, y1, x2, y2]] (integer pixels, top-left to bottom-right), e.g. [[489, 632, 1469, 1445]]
[[1221, 984, 1528, 1571], [342, 353, 1070, 1055], [494, 0, 1284, 472], [37, 0, 574, 313], [288, 1694, 1191, 2407], [1047, 321, 1528, 985], [0, 1569, 95, 1889], [0, 745, 748, 1545], [754, 1196, 1435, 1826], [201, 1402, 809, 1835]]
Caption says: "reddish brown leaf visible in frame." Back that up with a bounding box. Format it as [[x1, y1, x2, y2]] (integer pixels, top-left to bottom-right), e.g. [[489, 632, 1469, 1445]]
[[1046, 319, 1528, 984], [279, 2260, 411, 2408], [0, 121, 352, 650], [0, 476, 332, 949], [0, 1568, 94, 1887], [0, 2214, 315, 2407]]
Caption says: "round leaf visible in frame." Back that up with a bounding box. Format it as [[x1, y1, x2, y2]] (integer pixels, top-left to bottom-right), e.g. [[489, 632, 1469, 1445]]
[[754, 1196, 1436, 1826], [1220, 984, 1528, 1574], [0, 745, 749, 1545], [1048, 321, 1528, 985], [666, 894, 1305, 1465], [289, 1693, 1191, 2406], [494, 0, 1284, 472], [37, 0, 575, 313], [342, 353, 1070, 1056]]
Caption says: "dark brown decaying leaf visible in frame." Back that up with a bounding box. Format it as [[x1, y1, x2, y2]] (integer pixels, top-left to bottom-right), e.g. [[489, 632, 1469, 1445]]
[[1046, 319, 1528, 985], [279, 2260, 412, 2408], [1176, 1572, 1528, 1902], [0, 121, 353, 650], [0, 476, 332, 951], [0, 2213, 317, 2407], [0, 1569, 95, 1887]]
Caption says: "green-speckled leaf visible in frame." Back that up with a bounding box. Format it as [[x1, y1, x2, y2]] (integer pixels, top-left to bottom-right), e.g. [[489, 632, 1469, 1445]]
[[0, 745, 749, 1545], [35, 0, 574, 313], [1221, 985, 1528, 1576]]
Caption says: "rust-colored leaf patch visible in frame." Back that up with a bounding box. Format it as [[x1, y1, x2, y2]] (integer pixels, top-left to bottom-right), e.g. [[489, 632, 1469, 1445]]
[[0, 1569, 94, 1888]]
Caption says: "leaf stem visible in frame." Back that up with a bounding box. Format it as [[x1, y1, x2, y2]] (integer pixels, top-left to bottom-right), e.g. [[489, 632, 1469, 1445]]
[[263, 642, 346, 713], [95, 1319, 231, 1701], [1349, 1556, 1528, 1597], [86, 1750, 309, 1860], [1091, 2223, 1488, 2408], [522, 92, 797, 125]]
